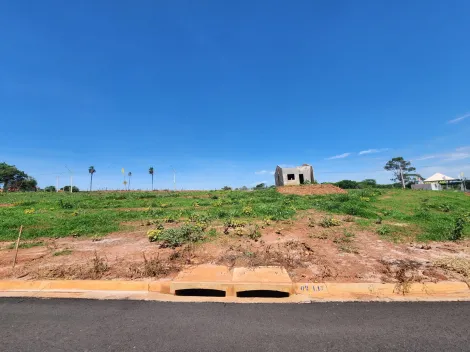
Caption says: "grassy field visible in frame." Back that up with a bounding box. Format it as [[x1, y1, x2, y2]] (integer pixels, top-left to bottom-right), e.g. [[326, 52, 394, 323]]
[[0, 188, 468, 243]]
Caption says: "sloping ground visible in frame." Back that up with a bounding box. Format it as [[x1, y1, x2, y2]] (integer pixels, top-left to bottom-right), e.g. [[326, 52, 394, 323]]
[[1, 209, 469, 285], [277, 184, 346, 195]]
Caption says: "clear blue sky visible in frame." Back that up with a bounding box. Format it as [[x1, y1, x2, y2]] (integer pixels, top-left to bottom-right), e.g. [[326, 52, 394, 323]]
[[1, 1, 470, 190]]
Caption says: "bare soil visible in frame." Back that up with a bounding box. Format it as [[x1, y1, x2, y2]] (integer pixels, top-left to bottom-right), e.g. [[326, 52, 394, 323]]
[[1, 209, 469, 284], [277, 184, 346, 195]]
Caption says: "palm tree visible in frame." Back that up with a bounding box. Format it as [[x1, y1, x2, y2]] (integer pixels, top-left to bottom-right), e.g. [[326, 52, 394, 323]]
[[128, 172, 132, 190], [149, 167, 154, 191], [88, 166, 96, 191]]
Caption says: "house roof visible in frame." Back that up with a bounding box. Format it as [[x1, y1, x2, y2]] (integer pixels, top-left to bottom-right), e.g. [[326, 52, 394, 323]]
[[424, 173, 457, 182]]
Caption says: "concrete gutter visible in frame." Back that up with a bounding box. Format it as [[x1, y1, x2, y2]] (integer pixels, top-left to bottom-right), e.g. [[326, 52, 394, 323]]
[[0, 265, 468, 303]]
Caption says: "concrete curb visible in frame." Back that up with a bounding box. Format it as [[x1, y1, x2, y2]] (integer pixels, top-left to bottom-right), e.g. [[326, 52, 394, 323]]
[[0, 280, 468, 302]]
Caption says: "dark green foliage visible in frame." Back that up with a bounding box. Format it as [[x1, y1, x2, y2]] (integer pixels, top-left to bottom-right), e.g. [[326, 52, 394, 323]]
[[335, 180, 359, 189], [61, 186, 80, 192], [44, 186, 56, 192]]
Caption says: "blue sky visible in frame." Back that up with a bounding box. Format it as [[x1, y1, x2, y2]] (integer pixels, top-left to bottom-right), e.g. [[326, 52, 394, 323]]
[[1, 1, 470, 190]]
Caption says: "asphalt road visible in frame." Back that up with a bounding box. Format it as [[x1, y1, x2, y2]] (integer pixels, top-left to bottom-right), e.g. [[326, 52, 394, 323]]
[[0, 298, 469, 351]]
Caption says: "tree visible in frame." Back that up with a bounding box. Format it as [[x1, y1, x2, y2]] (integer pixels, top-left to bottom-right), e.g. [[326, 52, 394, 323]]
[[45, 186, 56, 192], [255, 183, 267, 189], [222, 186, 232, 191], [88, 166, 96, 191], [15, 177, 38, 191], [0, 162, 33, 192], [61, 185, 79, 192], [149, 167, 154, 191], [384, 157, 416, 189], [360, 179, 377, 188], [128, 172, 132, 190]]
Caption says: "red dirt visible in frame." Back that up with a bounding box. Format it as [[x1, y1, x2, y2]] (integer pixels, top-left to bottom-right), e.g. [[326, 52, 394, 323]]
[[277, 184, 346, 195], [1, 209, 469, 284], [0, 204, 13, 207]]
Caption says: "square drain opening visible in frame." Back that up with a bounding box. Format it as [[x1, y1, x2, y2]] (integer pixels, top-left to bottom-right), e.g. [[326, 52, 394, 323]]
[[236, 290, 290, 298]]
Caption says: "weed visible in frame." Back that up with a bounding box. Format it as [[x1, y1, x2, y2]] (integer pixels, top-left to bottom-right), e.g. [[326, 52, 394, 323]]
[[343, 215, 355, 222], [247, 225, 261, 241], [90, 251, 109, 279], [377, 225, 391, 236], [242, 206, 253, 215], [207, 228, 218, 237], [319, 216, 341, 228], [307, 217, 316, 227]]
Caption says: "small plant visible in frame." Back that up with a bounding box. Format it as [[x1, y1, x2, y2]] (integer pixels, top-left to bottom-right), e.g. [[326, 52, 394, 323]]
[[308, 217, 316, 227], [207, 228, 218, 237], [242, 206, 253, 215], [319, 216, 341, 228], [247, 225, 261, 241], [377, 225, 391, 236], [58, 199, 74, 209], [147, 222, 165, 242], [24, 208, 35, 214], [90, 251, 108, 278], [224, 218, 246, 228], [360, 197, 370, 202], [438, 203, 452, 213], [343, 215, 355, 222], [213, 200, 223, 207]]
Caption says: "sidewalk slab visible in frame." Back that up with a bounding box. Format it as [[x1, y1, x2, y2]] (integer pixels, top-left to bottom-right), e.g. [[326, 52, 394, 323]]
[[170, 265, 232, 295], [232, 266, 293, 295]]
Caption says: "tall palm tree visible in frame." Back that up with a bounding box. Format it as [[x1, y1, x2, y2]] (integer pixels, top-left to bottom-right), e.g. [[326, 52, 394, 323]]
[[149, 167, 154, 191], [128, 172, 132, 190], [88, 166, 96, 191]]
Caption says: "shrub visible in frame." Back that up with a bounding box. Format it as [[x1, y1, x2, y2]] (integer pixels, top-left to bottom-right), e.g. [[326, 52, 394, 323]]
[[222, 186, 232, 191], [155, 224, 206, 248], [449, 216, 466, 241]]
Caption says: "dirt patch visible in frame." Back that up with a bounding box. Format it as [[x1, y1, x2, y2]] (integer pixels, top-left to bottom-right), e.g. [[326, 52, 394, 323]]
[[1, 209, 469, 283], [0, 204, 13, 207], [277, 184, 346, 196]]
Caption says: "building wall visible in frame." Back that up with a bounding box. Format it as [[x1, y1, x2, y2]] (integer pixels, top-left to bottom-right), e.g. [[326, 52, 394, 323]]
[[274, 165, 314, 186]]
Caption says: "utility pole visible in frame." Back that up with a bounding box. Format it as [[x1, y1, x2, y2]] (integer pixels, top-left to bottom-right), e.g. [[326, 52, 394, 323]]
[[56, 176, 59, 192], [170, 166, 176, 191], [65, 166, 73, 193]]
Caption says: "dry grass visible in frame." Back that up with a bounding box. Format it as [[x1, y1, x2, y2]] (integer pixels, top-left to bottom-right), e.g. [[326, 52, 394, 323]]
[[379, 259, 423, 294], [434, 257, 470, 284]]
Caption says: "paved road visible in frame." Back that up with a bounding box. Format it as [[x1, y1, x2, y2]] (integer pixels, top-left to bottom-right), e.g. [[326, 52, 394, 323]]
[[0, 298, 469, 351]]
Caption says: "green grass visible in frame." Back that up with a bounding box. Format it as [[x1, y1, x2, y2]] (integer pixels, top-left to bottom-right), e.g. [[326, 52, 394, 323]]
[[0, 188, 468, 242]]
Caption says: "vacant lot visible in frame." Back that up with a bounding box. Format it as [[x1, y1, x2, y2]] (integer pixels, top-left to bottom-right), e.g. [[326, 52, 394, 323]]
[[0, 188, 469, 283]]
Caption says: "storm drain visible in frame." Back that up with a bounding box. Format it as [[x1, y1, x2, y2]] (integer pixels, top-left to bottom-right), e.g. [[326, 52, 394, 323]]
[[236, 290, 290, 298], [174, 289, 226, 297]]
